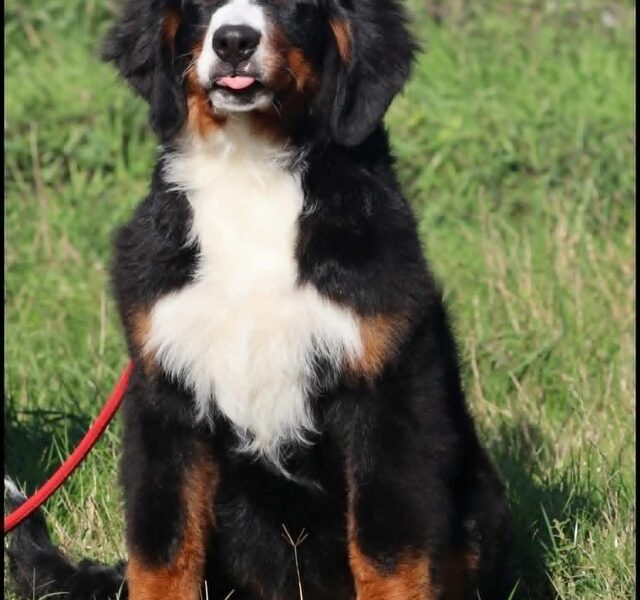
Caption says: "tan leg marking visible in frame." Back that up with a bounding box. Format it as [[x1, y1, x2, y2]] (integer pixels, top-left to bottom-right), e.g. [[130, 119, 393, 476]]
[[346, 479, 434, 600], [127, 449, 218, 600], [347, 519, 433, 599]]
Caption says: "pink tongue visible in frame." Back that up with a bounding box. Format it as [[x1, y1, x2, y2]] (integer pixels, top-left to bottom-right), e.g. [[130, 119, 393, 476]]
[[217, 76, 256, 90]]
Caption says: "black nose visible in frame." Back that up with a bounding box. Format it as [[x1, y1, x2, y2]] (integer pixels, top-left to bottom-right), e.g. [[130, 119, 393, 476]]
[[212, 25, 261, 66]]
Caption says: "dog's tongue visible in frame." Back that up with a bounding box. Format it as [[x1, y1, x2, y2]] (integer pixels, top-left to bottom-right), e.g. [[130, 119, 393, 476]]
[[217, 76, 256, 90]]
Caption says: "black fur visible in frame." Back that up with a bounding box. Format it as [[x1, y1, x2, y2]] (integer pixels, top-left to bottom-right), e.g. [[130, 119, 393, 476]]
[[5, 488, 127, 599], [313, 1, 416, 145], [101, 0, 189, 140], [7, 0, 517, 598]]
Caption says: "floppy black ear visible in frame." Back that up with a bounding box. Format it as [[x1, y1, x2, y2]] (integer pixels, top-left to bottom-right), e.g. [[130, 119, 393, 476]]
[[102, 0, 187, 141], [317, 0, 416, 147]]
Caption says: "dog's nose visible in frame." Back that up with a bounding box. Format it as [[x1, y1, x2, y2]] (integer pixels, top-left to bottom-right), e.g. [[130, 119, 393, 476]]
[[212, 25, 261, 66]]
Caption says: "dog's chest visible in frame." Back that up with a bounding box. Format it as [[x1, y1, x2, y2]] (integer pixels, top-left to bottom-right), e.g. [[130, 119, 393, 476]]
[[147, 133, 362, 460]]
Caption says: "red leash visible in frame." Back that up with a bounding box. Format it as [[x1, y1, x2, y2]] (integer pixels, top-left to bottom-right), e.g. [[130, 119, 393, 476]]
[[4, 361, 134, 534]]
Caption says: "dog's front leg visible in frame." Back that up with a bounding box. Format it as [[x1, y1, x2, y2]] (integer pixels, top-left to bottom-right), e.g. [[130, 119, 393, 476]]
[[122, 406, 218, 600], [344, 407, 442, 600], [346, 481, 436, 600]]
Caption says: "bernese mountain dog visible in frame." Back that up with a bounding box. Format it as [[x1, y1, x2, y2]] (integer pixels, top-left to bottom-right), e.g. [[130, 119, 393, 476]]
[[6, 0, 517, 598]]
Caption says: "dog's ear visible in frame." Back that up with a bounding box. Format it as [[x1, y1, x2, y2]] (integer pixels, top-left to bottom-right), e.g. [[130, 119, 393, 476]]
[[102, 0, 187, 141], [314, 0, 416, 147]]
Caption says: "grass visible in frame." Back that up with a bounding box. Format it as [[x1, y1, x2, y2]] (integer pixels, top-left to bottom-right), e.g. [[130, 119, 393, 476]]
[[4, 0, 635, 597]]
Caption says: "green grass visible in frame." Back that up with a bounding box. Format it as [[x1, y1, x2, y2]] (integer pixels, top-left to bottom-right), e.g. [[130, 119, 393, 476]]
[[4, 0, 635, 598]]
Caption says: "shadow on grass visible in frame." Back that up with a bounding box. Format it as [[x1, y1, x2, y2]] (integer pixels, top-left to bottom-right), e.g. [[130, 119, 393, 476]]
[[490, 420, 603, 600], [4, 395, 92, 494]]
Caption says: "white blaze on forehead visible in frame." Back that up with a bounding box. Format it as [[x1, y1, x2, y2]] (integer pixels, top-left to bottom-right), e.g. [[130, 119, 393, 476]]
[[196, 0, 267, 85], [211, 0, 266, 31]]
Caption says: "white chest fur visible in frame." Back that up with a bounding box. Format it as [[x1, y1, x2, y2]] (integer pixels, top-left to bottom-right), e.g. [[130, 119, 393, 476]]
[[147, 122, 362, 463]]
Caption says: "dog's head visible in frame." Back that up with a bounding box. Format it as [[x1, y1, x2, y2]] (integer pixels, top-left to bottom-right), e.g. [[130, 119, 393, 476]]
[[103, 0, 415, 146]]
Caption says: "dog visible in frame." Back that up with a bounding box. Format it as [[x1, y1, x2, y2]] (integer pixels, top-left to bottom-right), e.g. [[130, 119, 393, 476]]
[[6, 0, 517, 598]]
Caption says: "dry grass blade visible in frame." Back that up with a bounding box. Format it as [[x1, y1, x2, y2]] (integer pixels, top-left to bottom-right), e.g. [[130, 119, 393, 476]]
[[281, 524, 309, 600]]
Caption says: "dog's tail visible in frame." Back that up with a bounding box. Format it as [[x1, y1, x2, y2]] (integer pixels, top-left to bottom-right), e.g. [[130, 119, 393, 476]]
[[4, 478, 128, 600]]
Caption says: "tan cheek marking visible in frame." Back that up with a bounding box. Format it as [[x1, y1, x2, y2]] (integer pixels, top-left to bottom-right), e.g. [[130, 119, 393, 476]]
[[262, 26, 318, 95], [287, 48, 317, 92], [330, 19, 353, 63], [350, 314, 409, 380], [346, 485, 433, 600], [127, 448, 218, 600], [186, 43, 227, 138], [187, 90, 227, 138], [249, 38, 318, 142]]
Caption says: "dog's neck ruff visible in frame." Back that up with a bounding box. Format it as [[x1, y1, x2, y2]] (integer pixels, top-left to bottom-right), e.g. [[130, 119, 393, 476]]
[[148, 119, 362, 466]]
